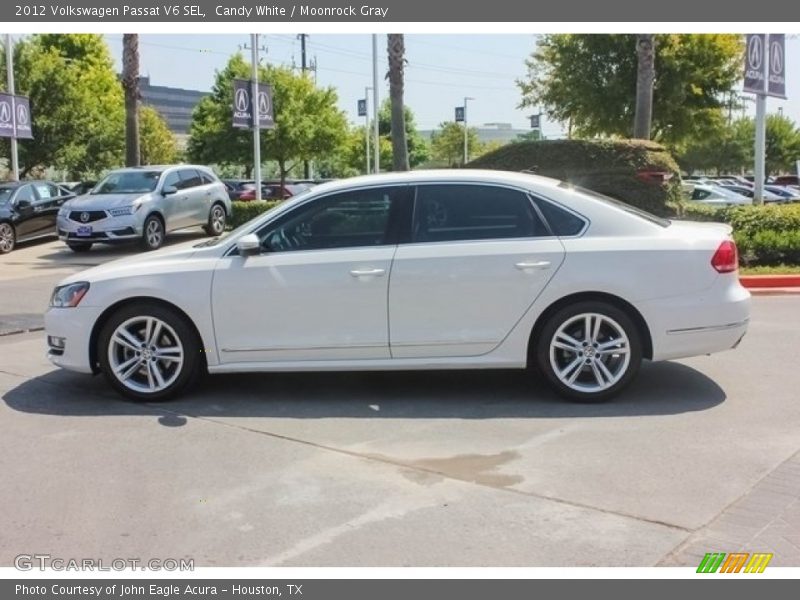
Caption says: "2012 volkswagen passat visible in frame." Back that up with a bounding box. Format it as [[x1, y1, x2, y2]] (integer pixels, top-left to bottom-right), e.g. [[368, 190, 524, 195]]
[[45, 170, 750, 402], [56, 165, 231, 252]]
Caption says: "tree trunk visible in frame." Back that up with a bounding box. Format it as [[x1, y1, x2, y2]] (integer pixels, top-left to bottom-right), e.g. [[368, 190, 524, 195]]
[[122, 34, 140, 167], [387, 34, 409, 171], [633, 34, 655, 140]]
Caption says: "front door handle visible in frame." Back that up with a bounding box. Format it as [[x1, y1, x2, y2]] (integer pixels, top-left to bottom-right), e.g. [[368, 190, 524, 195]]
[[515, 260, 551, 270], [350, 268, 386, 277]]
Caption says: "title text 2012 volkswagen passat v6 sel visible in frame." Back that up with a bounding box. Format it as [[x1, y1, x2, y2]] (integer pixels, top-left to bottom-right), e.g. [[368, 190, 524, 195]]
[[45, 170, 750, 402], [56, 165, 231, 252]]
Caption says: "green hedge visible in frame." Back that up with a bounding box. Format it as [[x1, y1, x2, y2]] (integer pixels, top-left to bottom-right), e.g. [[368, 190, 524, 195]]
[[467, 139, 682, 216], [676, 204, 800, 266], [229, 200, 281, 229]]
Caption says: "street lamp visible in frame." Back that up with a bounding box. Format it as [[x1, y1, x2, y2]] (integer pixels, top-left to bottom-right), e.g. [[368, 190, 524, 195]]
[[463, 96, 475, 165]]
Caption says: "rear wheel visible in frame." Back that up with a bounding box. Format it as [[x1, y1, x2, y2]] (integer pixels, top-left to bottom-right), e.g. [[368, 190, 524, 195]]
[[98, 303, 202, 401], [536, 301, 642, 402], [0, 222, 15, 254], [67, 242, 93, 252], [203, 203, 226, 236], [140, 215, 164, 251]]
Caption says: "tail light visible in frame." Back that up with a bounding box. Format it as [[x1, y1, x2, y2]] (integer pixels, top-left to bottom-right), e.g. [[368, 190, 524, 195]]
[[711, 240, 738, 273]]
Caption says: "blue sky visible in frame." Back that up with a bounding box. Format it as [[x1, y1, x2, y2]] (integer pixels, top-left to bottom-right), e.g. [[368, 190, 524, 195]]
[[104, 34, 800, 138]]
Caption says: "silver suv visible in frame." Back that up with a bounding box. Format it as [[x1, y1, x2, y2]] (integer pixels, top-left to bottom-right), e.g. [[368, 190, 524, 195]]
[[57, 165, 232, 252]]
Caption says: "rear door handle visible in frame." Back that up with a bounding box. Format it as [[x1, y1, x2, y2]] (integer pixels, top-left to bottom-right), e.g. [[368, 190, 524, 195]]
[[350, 268, 386, 277], [515, 261, 551, 270]]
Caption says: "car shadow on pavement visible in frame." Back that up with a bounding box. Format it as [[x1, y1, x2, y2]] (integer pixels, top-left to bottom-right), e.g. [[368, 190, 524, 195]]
[[3, 360, 725, 422]]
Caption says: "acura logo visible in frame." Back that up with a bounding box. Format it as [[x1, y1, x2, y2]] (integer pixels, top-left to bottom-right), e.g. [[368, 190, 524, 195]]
[[16, 104, 28, 126], [235, 88, 249, 112], [0, 101, 10, 124], [257, 90, 271, 117], [748, 35, 763, 70], [80, 212, 90, 223], [770, 40, 783, 75]]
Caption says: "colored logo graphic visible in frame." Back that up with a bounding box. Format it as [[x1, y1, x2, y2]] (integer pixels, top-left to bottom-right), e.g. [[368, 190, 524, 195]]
[[697, 552, 773, 573]]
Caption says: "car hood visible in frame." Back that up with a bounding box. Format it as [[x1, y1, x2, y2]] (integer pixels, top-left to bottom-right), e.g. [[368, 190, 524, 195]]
[[58, 239, 206, 285], [64, 193, 148, 210]]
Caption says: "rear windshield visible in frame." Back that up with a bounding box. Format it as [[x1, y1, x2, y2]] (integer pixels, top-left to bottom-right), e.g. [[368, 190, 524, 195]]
[[559, 182, 670, 227]]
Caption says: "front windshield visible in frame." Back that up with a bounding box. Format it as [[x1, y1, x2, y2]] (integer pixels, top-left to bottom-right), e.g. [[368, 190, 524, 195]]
[[0, 188, 14, 205], [92, 171, 161, 194]]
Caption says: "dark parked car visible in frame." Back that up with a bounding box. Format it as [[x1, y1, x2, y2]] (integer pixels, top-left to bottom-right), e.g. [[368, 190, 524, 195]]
[[0, 181, 75, 253], [222, 179, 258, 201], [773, 175, 799, 186]]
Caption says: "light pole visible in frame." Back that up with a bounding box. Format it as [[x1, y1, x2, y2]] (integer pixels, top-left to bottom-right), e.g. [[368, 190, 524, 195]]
[[463, 96, 474, 165], [365, 86, 372, 174], [250, 33, 262, 202], [372, 34, 380, 174], [5, 34, 19, 181]]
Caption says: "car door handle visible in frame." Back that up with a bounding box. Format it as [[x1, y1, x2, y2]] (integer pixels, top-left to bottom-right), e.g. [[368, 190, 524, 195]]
[[515, 261, 551, 270], [350, 268, 386, 277]]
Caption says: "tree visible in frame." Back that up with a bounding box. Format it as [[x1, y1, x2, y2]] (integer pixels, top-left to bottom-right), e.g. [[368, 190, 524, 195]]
[[315, 124, 392, 178], [140, 106, 179, 165], [377, 99, 429, 168], [729, 115, 800, 175], [386, 34, 409, 171], [518, 34, 743, 146], [633, 35, 655, 139], [430, 122, 481, 166], [1, 34, 124, 178], [188, 55, 348, 186], [675, 115, 750, 174], [122, 34, 140, 167]]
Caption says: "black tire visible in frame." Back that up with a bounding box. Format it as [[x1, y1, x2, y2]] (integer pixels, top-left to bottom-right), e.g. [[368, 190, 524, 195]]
[[140, 214, 165, 251], [203, 203, 227, 236], [67, 241, 93, 252], [535, 301, 642, 402], [0, 222, 16, 254], [97, 302, 203, 402]]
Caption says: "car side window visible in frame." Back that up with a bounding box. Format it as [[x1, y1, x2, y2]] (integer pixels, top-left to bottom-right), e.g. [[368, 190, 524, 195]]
[[161, 171, 181, 192], [199, 171, 216, 185], [531, 196, 586, 236], [412, 184, 547, 243], [256, 187, 402, 252], [178, 169, 203, 189], [14, 185, 35, 204], [692, 188, 711, 200]]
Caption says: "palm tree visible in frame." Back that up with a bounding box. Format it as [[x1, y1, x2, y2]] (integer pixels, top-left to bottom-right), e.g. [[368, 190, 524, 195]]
[[386, 34, 409, 171], [633, 34, 655, 140], [122, 34, 140, 166]]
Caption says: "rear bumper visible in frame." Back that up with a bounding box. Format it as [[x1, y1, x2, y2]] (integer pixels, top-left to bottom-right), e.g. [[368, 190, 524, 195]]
[[643, 275, 751, 361]]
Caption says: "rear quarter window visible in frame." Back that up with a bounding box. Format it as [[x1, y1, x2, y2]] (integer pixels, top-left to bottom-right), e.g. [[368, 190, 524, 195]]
[[531, 197, 586, 236]]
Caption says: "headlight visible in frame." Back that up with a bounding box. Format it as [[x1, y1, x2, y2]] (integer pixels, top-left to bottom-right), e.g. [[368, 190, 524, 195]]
[[108, 205, 138, 217], [50, 282, 90, 308]]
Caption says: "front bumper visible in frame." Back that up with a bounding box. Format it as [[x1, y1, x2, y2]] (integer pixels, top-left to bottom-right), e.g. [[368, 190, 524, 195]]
[[57, 213, 142, 243], [45, 306, 104, 373]]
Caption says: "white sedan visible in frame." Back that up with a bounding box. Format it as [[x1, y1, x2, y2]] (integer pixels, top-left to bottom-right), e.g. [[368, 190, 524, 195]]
[[45, 170, 750, 402]]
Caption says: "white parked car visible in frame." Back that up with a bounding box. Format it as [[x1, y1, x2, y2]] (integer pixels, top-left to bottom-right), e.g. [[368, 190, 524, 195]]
[[688, 184, 753, 207], [45, 170, 750, 402]]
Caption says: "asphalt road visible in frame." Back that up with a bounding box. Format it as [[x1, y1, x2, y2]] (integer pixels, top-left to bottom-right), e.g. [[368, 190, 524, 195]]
[[1, 237, 799, 567]]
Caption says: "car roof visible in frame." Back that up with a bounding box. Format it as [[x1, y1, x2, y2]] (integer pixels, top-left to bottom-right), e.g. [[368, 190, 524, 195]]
[[304, 169, 562, 196], [107, 165, 212, 174]]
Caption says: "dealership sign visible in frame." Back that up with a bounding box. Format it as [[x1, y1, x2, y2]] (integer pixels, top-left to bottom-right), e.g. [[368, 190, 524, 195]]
[[232, 78, 274, 129], [744, 33, 787, 98], [0, 93, 33, 139]]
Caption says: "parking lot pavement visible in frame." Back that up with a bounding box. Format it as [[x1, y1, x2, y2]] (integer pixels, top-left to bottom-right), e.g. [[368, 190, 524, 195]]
[[0, 233, 207, 335], [1, 288, 799, 566]]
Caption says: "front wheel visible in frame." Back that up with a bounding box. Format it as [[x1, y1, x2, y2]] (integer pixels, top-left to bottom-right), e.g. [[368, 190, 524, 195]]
[[536, 301, 642, 402], [140, 215, 165, 251], [0, 222, 16, 254], [98, 303, 202, 401], [203, 203, 226, 236]]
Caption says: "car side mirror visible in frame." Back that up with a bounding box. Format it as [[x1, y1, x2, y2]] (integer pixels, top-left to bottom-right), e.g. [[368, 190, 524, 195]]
[[162, 185, 178, 196], [236, 233, 262, 257]]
